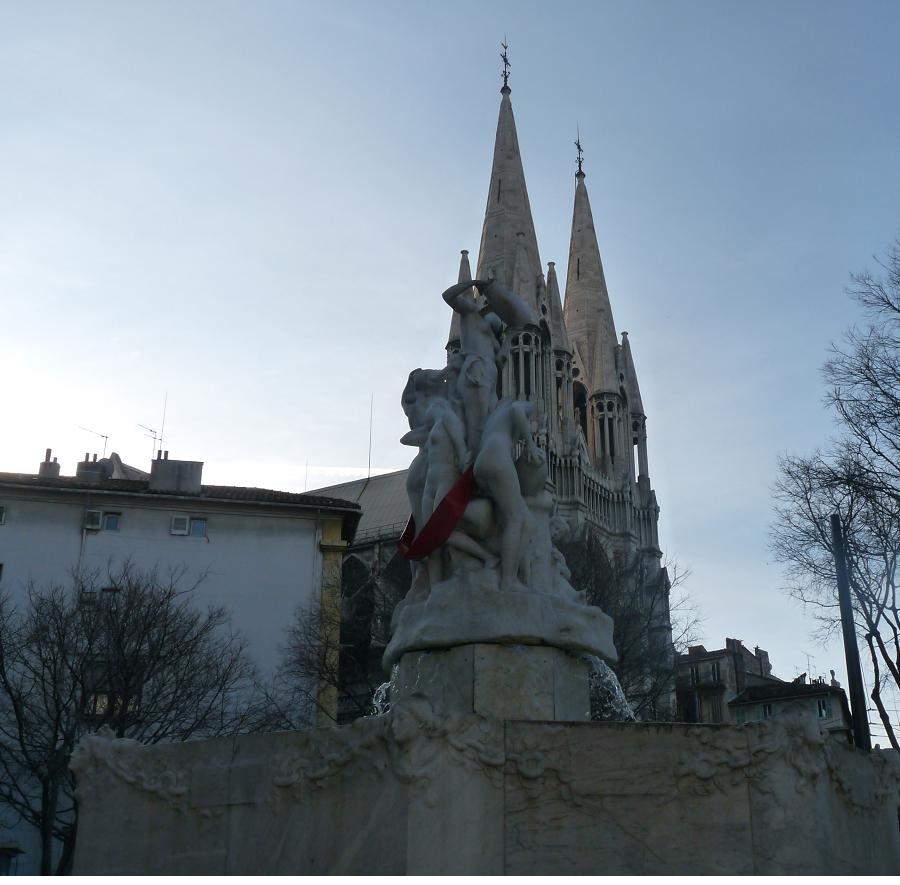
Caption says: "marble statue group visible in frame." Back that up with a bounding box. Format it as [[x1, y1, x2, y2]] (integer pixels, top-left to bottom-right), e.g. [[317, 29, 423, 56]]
[[398, 262, 582, 604]]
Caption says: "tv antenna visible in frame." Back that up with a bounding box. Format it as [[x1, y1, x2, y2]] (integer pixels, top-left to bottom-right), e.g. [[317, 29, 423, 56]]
[[802, 650, 816, 679], [138, 423, 163, 461], [139, 394, 170, 463], [77, 426, 110, 457], [367, 393, 374, 479]]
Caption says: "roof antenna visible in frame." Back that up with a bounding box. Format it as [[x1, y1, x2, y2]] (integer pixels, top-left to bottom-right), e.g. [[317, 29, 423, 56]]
[[367, 393, 374, 479], [160, 392, 168, 453], [500, 37, 510, 91], [78, 426, 109, 457], [138, 423, 160, 461]]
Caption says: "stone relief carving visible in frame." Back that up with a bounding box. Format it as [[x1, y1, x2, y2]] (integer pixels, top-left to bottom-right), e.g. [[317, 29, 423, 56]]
[[71, 730, 190, 812]]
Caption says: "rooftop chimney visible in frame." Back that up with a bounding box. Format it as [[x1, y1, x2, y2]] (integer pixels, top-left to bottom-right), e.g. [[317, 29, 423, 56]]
[[76, 453, 104, 481], [149, 454, 203, 494], [38, 448, 61, 479]]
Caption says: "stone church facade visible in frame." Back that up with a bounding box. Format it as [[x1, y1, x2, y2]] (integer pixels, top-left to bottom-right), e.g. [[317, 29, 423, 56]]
[[316, 77, 674, 720]]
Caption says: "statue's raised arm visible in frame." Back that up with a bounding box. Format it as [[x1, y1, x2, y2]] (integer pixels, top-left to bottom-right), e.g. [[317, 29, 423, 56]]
[[473, 278, 536, 328], [441, 280, 480, 315]]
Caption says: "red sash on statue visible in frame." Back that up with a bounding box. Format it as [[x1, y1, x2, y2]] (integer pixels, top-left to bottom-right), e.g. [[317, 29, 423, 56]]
[[398, 466, 475, 560]]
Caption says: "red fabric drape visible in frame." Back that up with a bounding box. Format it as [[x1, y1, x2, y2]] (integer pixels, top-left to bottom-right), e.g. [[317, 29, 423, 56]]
[[398, 466, 475, 560]]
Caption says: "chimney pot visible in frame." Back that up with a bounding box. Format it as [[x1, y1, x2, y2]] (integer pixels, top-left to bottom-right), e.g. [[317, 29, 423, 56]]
[[53, 457, 57, 463], [92, 453, 98, 462], [157, 449, 162, 460], [44, 448, 51, 462], [164, 450, 169, 460]]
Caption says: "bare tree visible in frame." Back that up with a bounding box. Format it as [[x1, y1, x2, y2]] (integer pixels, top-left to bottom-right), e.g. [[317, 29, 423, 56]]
[[269, 551, 405, 726], [559, 530, 701, 720], [771, 238, 900, 750], [0, 562, 261, 874]]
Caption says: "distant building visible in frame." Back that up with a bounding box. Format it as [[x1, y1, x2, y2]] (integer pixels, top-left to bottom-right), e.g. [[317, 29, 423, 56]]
[[729, 675, 851, 738], [676, 638, 776, 724], [0, 448, 360, 679], [676, 638, 851, 740], [0, 447, 361, 875]]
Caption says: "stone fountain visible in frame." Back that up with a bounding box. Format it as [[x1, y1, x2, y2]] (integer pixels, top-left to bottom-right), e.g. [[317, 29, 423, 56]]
[[69, 271, 900, 875]]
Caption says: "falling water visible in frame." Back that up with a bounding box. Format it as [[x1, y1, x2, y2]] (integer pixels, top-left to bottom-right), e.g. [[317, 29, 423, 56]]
[[583, 655, 636, 721], [368, 681, 391, 716]]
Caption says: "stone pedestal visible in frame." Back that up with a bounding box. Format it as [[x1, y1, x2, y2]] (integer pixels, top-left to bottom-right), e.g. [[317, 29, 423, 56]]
[[394, 643, 590, 722]]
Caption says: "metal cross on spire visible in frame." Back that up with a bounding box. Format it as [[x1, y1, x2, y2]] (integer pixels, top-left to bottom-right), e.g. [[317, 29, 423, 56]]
[[501, 37, 510, 89], [575, 125, 584, 175]]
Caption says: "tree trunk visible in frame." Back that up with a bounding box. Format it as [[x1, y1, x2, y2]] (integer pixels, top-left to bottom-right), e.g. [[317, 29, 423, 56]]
[[39, 779, 58, 876], [865, 633, 900, 751], [55, 809, 78, 876]]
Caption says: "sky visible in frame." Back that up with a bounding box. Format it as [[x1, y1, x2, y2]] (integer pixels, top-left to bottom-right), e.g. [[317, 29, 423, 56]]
[[2, 1, 899, 737]]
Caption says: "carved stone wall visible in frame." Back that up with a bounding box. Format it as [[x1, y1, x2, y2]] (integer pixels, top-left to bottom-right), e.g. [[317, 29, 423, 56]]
[[71, 708, 900, 875]]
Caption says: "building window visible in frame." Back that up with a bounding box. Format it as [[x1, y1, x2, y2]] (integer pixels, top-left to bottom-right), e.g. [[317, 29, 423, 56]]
[[0, 505, 6, 525], [189, 518, 207, 538], [710, 661, 721, 682], [762, 703, 772, 720], [710, 695, 724, 723], [101, 586, 119, 594], [817, 698, 829, 718], [735, 708, 745, 725], [103, 513, 120, 531], [690, 665, 700, 686], [0, 563, 3, 582]]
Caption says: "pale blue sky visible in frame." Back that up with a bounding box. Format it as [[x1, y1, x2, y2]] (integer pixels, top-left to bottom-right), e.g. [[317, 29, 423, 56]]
[[2, 1, 899, 735]]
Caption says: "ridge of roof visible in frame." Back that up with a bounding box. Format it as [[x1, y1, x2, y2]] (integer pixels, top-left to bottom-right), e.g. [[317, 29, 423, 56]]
[[0, 472, 360, 511]]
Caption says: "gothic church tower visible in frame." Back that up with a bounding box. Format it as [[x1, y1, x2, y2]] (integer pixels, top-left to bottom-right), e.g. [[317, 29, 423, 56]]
[[448, 71, 674, 714]]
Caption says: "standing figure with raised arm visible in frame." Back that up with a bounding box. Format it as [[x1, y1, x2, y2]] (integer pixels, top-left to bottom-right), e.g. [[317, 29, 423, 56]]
[[442, 276, 535, 453]]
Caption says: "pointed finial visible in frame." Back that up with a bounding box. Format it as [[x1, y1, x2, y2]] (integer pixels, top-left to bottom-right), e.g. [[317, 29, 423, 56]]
[[500, 37, 511, 92], [575, 125, 584, 177]]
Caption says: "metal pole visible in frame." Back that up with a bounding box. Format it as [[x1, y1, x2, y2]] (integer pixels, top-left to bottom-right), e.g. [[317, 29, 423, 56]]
[[830, 513, 872, 751]]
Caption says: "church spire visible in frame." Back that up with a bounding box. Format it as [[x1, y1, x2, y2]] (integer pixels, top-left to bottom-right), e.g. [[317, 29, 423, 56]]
[[621, 331, 644, 417], [622, 330, 650, 484], [563, 142, 619, 396], [545, 261, 570, 353], [446, 249, 472, 353], [475, 43, 543, 314]]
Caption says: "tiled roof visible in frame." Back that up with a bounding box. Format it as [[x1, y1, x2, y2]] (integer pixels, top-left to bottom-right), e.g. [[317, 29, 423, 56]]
[[728, 682, 844, 705], [0, 473, 360, 512], [311, 470, 410, 541]]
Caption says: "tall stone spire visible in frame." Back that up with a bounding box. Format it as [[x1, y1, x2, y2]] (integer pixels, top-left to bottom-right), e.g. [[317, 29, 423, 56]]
[[446, 249, 473, 352], [622, 330, 650, 484], [563, 155, 619, 396], [475, 73, 543, 313], [545, 261, 570, 353], [621, 331, 644, 416]]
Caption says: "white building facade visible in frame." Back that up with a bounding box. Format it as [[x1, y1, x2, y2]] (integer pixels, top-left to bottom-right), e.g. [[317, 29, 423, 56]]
[[0, 449, 359, 874]]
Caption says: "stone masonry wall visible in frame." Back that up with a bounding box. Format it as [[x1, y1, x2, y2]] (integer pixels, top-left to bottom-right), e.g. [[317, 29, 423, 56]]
[[71, 705, 900, 875]]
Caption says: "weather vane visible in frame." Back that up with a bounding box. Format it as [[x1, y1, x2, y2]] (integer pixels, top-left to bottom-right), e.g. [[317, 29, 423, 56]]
[[575, 125, 584, 175], [501, 37, 510, 89]]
